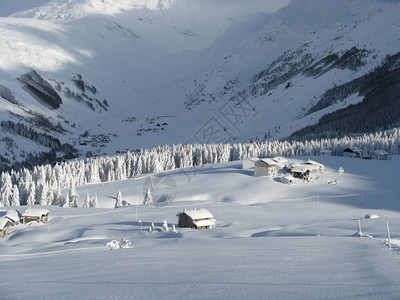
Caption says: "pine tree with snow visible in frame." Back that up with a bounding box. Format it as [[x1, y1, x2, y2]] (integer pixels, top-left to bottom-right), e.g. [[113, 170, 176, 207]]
[[143, 187, 153, 205], [115, 190, 123, 208], [162, 220, 169, 232], [91, 193, 99, 208], [0, 172, 13, 207], [83, 193, 91, 208], [11, 185, 20, 207], [26, 182, 36, 206], [69, 186, 79, 208], [63, 193, 70, 208]]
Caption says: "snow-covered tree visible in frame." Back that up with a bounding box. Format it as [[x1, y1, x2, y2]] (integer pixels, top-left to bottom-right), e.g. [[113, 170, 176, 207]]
[[69, 186, 79, 208], [0, 172, 13, 207], [62, 193, 70, 208], [162, 220, 169, 232], [338, 167, 344, 175], [83, 193, 91, 208], [11, 185, 20, 207], [115, 190, 123, 208], [91, 193, 98, 208], [143, 187, 153, 205]]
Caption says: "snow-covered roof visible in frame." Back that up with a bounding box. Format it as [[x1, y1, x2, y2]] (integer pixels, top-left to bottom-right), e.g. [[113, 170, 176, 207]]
[[344, 146, 362, 153], [22, 208, 50, 217], [257, 158, 277, 166], [302, 160, 324, 169], [0, 217, 12, 228], [272, 156, 288, 164], [179, 208, 214, 220], [320, 149, 332, 153], [291, 166, 311, 174], [373, 150, 388, 155], [244, 157, 260, 162], [5, 210, 20, 222], [193, 219, 216, 228]]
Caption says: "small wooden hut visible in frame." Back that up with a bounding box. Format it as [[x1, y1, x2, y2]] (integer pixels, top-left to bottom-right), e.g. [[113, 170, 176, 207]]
[[22, 208, 50, 224], [176, 208, 215, 229]]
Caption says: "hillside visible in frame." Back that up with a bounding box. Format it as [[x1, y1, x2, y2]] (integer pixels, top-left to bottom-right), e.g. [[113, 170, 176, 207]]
[[1, 156, 400, 298], [0, 0, 400, 170]]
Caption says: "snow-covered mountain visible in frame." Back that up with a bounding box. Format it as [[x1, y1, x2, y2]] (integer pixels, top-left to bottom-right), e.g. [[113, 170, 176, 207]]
[[0, 0, 399, 169]]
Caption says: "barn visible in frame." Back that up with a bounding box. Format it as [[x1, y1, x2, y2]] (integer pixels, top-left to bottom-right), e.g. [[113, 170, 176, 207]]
[[22, 208, 50, 224], [254, 158, 277, 177], [176, 208, 215, 229]]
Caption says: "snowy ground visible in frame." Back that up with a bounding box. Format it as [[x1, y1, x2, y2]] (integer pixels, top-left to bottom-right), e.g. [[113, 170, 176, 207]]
[[1, 156, 400, 299]]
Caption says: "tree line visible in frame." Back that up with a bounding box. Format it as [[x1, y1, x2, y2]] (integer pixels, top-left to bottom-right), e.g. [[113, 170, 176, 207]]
[[0, 128, 399, 207]]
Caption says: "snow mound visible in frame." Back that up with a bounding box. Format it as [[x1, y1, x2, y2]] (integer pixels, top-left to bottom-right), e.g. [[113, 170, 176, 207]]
[[105, 238, 131, 250], [365, 214, 380, 219]]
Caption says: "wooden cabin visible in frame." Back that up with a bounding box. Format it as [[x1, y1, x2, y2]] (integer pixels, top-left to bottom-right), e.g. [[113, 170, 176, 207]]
[[4, 210, 21, 226], [176, 208, 215, 229], [272, 156, 288, 170], [22, 208, 50, 224], [254, 158, 277, 177], [320, 149, 332, 156], [291, 166, 312, 181], [280, 175, 295, 185], [301, 159, 324, 171], [343, 147, 362, 158], [0, 217, 12, 238], [371, 150, 389, 160]]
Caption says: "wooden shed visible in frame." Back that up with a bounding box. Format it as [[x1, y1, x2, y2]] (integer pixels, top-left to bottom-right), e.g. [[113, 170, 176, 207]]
[[0, 217, 12, 238], [343, 147, 362, 158], [4, 210, 21, 226], [176, 208, 215, 229], [320, 149, 332, 156], [22, 208, 50, 224], [371, 150, 389, 160], [254, 158, 277, 177], [291, 166, 312, 181]]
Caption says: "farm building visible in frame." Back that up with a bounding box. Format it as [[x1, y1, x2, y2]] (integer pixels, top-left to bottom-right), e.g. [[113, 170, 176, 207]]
[[254, 158, 277, 177], [0, 217, 12, 238], [176, 208, 215, 229], [280, 175, 295, 185], [242, 157, 259, 169], [320, 149, 332, 156], [301, 159, 324, 171], [291, 166, 312, 181], [343, 147, 362, 158], [272, 156, 288, 170], [4, 210, 21, 226], [371, 150, 389, 160], [22, 208, 50, 224]]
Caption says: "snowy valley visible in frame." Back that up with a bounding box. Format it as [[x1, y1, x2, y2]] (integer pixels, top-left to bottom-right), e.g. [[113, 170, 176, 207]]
[[0, 0, 399, 169], [1, 0, 400, 299]]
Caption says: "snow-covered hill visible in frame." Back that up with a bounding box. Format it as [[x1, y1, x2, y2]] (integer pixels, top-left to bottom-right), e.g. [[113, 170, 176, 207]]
[[1, 156, 400, 298], [0, 0, 400, 169]]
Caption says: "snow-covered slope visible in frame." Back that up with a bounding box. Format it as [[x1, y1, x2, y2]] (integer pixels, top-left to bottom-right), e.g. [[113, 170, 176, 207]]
[[1, 156, 400, 298], [0, 0, 399, 169]]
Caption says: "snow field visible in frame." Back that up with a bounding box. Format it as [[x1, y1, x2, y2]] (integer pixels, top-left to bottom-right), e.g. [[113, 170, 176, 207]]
[[1, 156, 400, 298]]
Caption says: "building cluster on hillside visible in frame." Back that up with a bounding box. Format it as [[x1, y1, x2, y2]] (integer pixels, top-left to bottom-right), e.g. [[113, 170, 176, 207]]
[[342, 147, 389, 160], [243, 156, 325, 183], [0, 208, 49, 238]]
